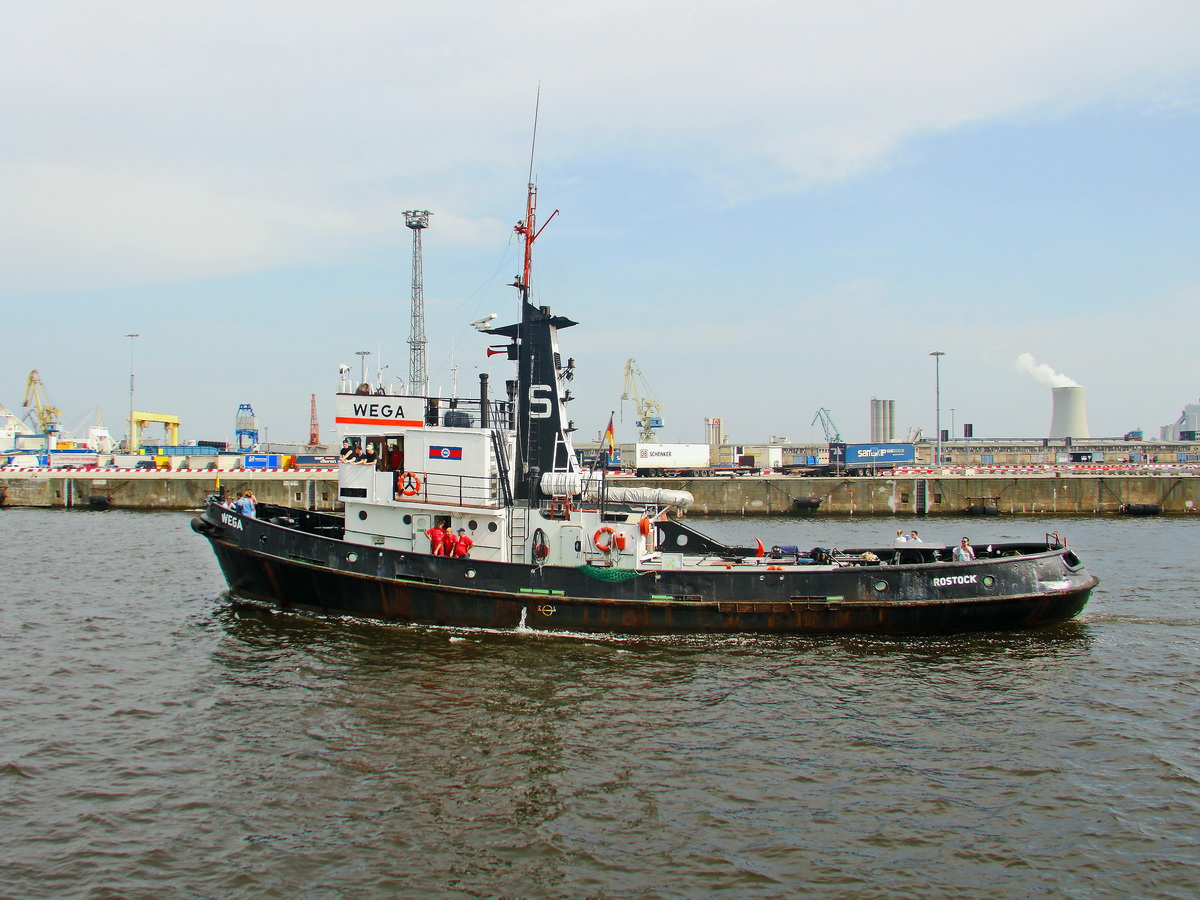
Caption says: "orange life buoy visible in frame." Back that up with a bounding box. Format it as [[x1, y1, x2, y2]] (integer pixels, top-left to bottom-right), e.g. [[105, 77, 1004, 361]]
[[639, 516, 651, 536], [594, 526, 616, 553], [399, 472, 422, 496]]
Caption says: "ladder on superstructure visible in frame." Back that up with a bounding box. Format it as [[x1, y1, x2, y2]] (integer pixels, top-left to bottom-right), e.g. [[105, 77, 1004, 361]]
[[490, 428, 527, 562]]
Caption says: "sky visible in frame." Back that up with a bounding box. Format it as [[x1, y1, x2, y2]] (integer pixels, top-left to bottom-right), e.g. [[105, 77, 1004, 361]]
[[2, 0, 1199, 448]]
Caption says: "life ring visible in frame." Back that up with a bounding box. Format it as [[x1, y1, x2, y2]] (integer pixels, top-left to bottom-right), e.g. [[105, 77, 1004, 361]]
[[594, 526, 616, 553], [639, 517, 651, 537], [531, 528, 550, 563], [399, 472, 422, 496]]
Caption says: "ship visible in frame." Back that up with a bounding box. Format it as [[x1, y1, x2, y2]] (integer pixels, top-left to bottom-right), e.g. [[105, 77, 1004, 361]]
[[192, 182, 1098, 635]]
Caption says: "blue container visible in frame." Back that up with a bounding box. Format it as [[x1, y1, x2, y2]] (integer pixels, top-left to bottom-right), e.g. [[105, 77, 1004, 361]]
[[833, 443, 916, 466], [244, 454, 281, 469]]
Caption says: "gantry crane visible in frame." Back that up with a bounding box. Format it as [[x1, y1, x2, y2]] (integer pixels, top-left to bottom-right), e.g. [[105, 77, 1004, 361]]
[[812, 408, 842, 443], [621, 358, 665, 443], [23, 370, 62, 435], [235, 403, 259, 451]]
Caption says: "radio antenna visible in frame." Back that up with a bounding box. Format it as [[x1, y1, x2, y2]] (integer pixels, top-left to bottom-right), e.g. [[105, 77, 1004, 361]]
[[527, 84, 540, 186], [514, 86, 558, 295]]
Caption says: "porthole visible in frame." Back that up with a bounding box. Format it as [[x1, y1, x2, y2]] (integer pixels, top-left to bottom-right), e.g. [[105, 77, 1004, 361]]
[[402, 515, 412, 525], [468, 519, 478, 530], [347, 552, 358, 563], [488, 522, 498, 533], [677, 534, 689, 547], [466, 569, 476, 579], [874, 580, 888, 591], [982, 575, 995, 587], [358, 510, 368, 520]]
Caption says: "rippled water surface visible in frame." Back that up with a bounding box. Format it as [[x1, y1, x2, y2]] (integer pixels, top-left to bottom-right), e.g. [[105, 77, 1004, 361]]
[[1, 510, 1198, 898]]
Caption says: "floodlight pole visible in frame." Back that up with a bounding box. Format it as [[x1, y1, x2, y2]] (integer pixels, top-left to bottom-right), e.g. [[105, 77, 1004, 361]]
[[930, 351, 945, 468], [126, 333, 139, 452]]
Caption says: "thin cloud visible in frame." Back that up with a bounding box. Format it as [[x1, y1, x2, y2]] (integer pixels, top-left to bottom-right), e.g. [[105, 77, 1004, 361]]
[[2, 1, 1199, 290]]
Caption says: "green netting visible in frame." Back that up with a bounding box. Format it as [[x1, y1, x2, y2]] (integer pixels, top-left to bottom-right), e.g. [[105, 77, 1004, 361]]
[[577, 565, 644, 582]]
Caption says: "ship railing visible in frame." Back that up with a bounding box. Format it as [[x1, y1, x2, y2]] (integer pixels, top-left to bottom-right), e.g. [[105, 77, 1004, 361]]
[[424, 397, 512, 430], [401, 470, 503, 509]]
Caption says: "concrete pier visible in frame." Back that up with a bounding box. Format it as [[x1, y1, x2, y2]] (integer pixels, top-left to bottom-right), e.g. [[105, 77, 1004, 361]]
[[651, 473, 1200, 516], [0, 469, 341, 511], [1, 468, 1198, 515]]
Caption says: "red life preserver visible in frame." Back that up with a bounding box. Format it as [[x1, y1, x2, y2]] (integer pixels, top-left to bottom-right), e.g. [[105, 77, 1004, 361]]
[[639, 517, 651, 536], [400, 472, 422, 496], [531, 528, 550, 563], [594, 526, 616, 553]]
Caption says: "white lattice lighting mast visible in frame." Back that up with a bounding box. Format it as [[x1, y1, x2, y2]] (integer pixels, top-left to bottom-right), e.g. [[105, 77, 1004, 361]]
[[404, 210, 432, 397]]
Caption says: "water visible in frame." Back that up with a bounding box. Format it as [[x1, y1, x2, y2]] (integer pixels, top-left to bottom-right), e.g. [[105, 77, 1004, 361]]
[[1, 509, 1198, 898]]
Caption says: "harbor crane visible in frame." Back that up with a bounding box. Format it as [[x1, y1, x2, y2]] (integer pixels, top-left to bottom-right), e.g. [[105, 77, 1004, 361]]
[[812, 408, 842, 443], [23, 370, 62, 435], [235, 403, 259, 451], [621, 358, 665, 443]]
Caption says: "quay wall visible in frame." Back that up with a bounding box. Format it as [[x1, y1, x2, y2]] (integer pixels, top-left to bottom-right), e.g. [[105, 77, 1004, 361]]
[[1, 470, 1198, 515], [0, 469, 342, 512], [649, 474, 1200, 516]]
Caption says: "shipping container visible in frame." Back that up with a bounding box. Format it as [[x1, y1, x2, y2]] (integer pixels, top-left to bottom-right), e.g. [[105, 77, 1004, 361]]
[[633, 443, 711, 475], [296, 455, 339, 466], [829, 443, 916, 472]]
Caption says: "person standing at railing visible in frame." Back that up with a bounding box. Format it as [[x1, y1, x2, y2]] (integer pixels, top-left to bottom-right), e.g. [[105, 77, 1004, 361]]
[[441, 525, 458, 557], [453, 528, 474, 558], [953, 537, 975, 561], [425, 521, 446, 555]]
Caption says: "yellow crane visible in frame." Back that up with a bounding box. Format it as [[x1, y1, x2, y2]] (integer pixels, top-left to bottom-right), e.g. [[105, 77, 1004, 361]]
[[23, 370, 62, 435], [129, 411, 180, 453], [621, 358, 665, 443]]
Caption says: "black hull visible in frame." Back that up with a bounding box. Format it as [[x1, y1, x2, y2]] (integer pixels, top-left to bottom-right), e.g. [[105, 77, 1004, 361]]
[[195, 503, 1097, 636]]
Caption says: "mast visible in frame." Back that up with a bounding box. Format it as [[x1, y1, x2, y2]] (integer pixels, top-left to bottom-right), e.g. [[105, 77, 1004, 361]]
[[504, 179, 568, 503], [514, 183, 540, 299], [492, 91, 574, 502]]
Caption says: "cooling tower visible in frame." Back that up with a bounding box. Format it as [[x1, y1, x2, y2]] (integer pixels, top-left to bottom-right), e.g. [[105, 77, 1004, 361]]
[[1049, 386, 1089, 439]]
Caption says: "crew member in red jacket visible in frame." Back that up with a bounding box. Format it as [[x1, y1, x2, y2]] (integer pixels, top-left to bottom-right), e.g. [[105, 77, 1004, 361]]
[[453, 528, 474, 558], [425, 522, 446, 555], [441, 526, 458, 557]]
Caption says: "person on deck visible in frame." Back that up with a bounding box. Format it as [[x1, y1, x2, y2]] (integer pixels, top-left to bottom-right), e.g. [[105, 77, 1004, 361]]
[[453, 528, 474, 558], [361, 444, 378, 466], [425, 522, 446, 555], [339, 439, 355, 461], [441, 525, 458, 557], [953, 537, 975, 561], [234, 491, 257, 518]]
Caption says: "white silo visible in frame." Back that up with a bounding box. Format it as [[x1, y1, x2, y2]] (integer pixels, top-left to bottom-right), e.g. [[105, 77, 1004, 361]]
[[1049, 386, 1089, 439], [870, 399, 896, 443]]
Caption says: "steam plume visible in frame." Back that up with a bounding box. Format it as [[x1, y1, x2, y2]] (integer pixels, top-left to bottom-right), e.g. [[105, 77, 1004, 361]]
[[1015, 353, 1080, 388]]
